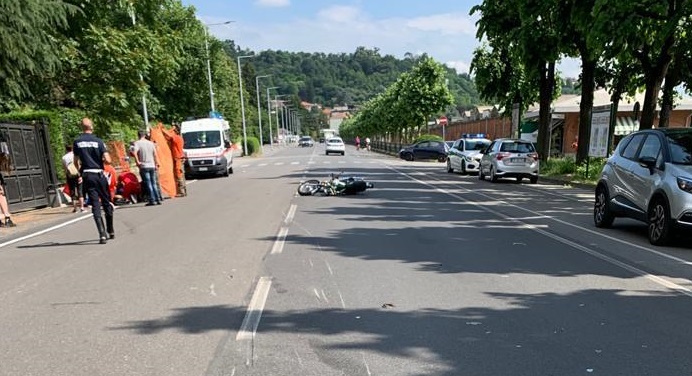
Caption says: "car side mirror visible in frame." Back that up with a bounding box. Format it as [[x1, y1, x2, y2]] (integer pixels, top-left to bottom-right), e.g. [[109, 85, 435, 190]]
[[224, 141, 231, 149], [638, 156, 657, 174]]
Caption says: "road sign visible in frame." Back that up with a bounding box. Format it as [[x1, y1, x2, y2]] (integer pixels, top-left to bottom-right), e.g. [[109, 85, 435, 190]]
[[438, 116, 448, 126]]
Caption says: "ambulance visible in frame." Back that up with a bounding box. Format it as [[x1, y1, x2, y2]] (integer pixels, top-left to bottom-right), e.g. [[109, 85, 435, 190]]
[[180, 118, 234, 178]]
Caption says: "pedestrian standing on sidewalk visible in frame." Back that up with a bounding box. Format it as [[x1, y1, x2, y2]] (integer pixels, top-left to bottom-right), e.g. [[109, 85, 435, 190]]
[[0, 173, 16, 228], [73, 118, 114, 244], [133, 130, 162, 206], [61, 145, 86, 213]]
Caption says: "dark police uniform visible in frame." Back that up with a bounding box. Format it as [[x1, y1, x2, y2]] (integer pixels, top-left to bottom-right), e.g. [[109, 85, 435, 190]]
[[73, 133, 113, 243]]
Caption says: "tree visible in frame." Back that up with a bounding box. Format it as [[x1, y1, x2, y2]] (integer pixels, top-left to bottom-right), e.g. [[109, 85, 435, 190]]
[[0, 0, 79, 101]]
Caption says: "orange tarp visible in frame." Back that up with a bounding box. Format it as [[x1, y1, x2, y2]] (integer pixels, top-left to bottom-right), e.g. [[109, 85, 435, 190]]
[[106, 140, 131, 174], [149, 124, 176, 199]]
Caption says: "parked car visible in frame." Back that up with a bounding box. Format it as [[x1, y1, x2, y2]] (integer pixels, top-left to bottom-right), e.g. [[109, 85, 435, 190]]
[[325, 137, 346, 155], [399, 140, 448, 162], [298, 136, 314, 147], [447, 134, 492, 174], [478, 138, 539, 183], [594, 128, 692, 245]]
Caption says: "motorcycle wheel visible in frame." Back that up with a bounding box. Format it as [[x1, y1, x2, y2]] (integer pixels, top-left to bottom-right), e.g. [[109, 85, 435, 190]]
[[298, 180, 321, 196]]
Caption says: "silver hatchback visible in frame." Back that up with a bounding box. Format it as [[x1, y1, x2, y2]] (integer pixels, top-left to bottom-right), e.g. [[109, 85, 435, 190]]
[[594, 128, 692, 245], [478, 138, 540, 183]]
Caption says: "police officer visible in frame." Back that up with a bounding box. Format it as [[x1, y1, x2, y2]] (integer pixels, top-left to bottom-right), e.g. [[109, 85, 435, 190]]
[[73, 118, 114, 244]]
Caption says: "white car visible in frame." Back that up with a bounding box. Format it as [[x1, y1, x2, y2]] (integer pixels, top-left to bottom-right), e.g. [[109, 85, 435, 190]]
[[325, 137, 345, 155], [447, 135, 491, 174], [479, 138, 539, 183]]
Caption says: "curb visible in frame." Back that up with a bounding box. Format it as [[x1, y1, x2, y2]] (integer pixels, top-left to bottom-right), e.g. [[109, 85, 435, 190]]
[[539, 176, 596, 190]]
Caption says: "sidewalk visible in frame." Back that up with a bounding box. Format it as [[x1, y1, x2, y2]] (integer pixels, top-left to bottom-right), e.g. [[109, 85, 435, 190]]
[[0, 205, 78, 240]]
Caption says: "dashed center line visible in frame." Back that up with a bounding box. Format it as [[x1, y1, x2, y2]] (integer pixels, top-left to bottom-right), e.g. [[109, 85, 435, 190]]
[[236, 277, 272, 341]]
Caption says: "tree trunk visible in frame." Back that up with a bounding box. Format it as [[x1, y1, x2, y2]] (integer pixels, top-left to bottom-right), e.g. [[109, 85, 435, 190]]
[[659, 61, 682, 128], [537, 61, 555, 162], [638, 34, 675, 130], [576, 58, 597, 164]]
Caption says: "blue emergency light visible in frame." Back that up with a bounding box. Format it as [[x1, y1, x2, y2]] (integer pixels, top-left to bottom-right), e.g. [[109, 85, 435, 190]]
[[462, 133, 486, 139]]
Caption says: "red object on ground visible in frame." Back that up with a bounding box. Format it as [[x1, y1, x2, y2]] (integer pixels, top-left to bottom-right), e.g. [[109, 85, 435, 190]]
[[118, 172, 141, 201]]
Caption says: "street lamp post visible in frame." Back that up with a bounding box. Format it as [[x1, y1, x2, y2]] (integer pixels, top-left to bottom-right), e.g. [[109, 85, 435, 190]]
[[274, 94, 288, 143], [255, 74, 272, 152], [267, 87, 279, 147], [237, 54, 255, 156], [203, 21, 234, 114], [127, 4, 149, 129]]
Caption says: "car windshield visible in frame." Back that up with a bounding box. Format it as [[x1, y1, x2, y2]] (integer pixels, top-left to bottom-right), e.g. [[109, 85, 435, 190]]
[[465, 139, 491, 151], [182, 131, 221, 149], [327, 138, 342, 144], [300, 137, 312, 142], [500, 141, 535, 153], [667, 132, 692, 165]]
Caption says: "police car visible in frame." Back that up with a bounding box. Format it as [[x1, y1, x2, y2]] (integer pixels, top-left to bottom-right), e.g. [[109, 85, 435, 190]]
[[446, 134, 492, 174]]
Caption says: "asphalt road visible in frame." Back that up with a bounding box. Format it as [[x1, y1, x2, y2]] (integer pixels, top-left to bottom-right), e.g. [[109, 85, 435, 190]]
[[2, 144, 692, 376]]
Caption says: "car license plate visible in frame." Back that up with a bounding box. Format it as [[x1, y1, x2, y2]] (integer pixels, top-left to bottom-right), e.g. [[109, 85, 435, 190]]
[[510, 158, 526, 163], [199, 167, 208, 171]]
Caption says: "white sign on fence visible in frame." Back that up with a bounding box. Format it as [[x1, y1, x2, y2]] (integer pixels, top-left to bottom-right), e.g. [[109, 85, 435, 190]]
[[589, 111, 610, 158]]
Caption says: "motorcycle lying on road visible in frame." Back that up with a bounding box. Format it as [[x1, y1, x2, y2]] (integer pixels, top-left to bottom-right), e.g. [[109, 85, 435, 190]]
[[297, 173, 374, 196]]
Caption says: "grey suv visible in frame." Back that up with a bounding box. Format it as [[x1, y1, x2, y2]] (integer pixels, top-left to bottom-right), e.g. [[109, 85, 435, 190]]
[[594, 128, 692, 245]]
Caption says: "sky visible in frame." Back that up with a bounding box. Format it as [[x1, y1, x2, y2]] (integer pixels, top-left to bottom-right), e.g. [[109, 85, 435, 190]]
[[183, 0, 581, 78]]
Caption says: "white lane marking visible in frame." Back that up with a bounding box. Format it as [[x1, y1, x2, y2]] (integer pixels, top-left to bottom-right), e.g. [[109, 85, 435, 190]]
[[323, 161, 331, 164], [258, 163, 268, 167], [308, 258, 314, 268], [354, 161, 362, 164], [209, 284, 217, 296], [0, 214, 92, 249], [236, 277, 272, 341], [275, 162, 284, 166], [313, 288, 321, 301], [308, 161, 316, 164], [270, 227, 289, 255], [392, 167, 692, 298], [338, 161, 346, 164], [284, 204, 297, 224], [460, 178, 692, 267], [325, 261, 334, 275], [291, 161, 300, 165], [321, 289, 329, 303], [187, 179, 198, 184]]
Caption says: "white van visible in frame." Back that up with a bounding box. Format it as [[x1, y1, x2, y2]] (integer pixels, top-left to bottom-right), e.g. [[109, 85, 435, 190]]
[[180, 118, 234, 177]]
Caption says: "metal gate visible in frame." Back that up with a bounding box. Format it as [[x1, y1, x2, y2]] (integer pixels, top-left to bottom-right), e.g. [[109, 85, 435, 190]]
[[0, 122, 58, 212]]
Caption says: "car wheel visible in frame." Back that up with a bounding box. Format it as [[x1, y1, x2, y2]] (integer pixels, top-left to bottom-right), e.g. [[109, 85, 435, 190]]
[[341, 152, 345, 156], [325, 151, 329, 156], [461, 160, 467, 175], [594, 186, 614, 228], [490, 166, 498, 182], [438, 155, 446, 163], [229, 167, 233, 174], [223, 167, 230, 177], [515, 176, 522, 183], [529, 176, 538, 184], [404, 153, 414, 161], [446, 159, 454, 173], [648, 198, 673, 245], [478, 166, 485, 181]]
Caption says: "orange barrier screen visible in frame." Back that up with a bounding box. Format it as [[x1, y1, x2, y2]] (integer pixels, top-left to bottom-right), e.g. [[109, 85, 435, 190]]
[[149, 124, 176, 199]]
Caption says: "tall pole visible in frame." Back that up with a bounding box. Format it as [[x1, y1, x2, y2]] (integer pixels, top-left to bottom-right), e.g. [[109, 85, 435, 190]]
[[204, 28, 215, 113], [129, 4, 149, 130], [274, 94, 288, 144], [267, 87, 279, 147], [203, 21, 233, 115], [237, 54, 254, 156], [255, 75, 271, 152]]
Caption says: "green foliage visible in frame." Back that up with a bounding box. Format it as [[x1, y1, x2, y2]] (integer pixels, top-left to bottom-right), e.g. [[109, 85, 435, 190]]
[[413, 134, 443, 143], [228, 45, 479, 110], [245, 136, 261, 156], [0, 0, 79, 99], [575, 157, 606, 181], [541, 157, 577, 176]]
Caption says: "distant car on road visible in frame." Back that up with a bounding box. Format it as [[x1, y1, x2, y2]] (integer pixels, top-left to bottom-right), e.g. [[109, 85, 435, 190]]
[[478, 138, 539, 183], [325, 137, 346, 155], [399, 140, 448, 162], [447, 134, 491, 174], [298, 136, 314, 147], [594, 128, 692, 245]]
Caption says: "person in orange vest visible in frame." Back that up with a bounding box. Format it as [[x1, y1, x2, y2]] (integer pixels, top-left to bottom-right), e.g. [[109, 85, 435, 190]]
[[168, 123, 187, 197], [103, 160, 118, 202]]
